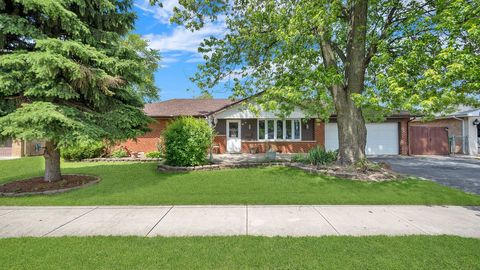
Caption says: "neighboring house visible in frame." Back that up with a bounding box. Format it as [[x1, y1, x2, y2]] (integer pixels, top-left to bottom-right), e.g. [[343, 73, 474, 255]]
[[122, 98, 410, 155], [0, 138, 44, 158], [410, 108, 480, 156]]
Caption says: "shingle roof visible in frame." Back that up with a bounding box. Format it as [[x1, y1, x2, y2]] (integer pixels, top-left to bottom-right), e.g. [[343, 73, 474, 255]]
[[144, 99, 235, 117]]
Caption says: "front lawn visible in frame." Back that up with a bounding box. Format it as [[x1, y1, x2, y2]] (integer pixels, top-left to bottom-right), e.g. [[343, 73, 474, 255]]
[[0, 235, 478, 269], [0, 157, 479, 205]]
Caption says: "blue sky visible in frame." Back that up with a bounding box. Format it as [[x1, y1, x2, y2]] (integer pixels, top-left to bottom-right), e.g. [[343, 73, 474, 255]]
[[133, 0, 230, 100]]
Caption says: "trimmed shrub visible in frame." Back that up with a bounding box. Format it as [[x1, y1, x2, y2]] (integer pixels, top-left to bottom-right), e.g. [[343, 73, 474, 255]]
[[61, 141, 105, 161], [306, 146, 337, 165], [146, 151, 162, 158], [291, 153, 307, 163], [111, 148, 128, 158], [163, 117, 213, 166]]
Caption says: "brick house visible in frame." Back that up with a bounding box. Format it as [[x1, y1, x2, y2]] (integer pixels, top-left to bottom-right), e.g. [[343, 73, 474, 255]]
[[122, 98, 410, 155]]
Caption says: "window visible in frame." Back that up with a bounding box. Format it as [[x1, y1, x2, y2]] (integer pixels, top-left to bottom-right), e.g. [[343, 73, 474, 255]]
[[228, 122, 239, 138], [257, 119, 301, 141], [285, 120, 292, 140], [294, 120, 301, 140], [267, 120, 275, 139], [276, 120, 284, 140], [258, 120, 265, 139]]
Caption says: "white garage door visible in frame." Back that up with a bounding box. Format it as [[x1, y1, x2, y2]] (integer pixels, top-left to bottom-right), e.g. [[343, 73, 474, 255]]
[[325, 123, 399, 155]]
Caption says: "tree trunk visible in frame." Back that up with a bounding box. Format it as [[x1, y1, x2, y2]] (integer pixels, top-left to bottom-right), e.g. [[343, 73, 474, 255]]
[[43, 141, 62, 182], [335, 0, 369, 165], [319, 0, 369, 166], [334, 87, 367, 165]]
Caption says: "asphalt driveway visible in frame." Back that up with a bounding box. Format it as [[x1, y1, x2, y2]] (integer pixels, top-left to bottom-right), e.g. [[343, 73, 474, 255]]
[[371, 156, 480, 195]]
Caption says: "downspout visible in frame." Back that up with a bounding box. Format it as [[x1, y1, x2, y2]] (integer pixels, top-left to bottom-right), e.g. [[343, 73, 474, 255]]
[[451, 117, 465, 154]]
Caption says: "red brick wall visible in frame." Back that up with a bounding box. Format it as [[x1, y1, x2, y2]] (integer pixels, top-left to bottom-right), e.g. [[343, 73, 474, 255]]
[[314, 121, 325, 146], [213, 135, 227, 154], [241, 141, 320, 153], [121, 118, 170, 153]]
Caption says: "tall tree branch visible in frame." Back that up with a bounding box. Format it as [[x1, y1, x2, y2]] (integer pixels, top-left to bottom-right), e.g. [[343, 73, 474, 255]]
[[364, 4, 398, 67], [330, 41, 346, 63]]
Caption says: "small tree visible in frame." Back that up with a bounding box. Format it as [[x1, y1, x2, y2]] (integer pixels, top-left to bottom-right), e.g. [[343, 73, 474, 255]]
[[0, 1, 160, 181], [163, 117, 213, 166]]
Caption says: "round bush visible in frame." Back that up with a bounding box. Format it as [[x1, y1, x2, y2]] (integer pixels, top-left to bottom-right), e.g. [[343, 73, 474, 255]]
[[163, 117, 213, 166], [61, 141, 105, 161]]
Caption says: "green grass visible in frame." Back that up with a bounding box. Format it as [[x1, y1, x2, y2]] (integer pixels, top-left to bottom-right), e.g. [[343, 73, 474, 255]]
[[0, 235, 478, 269], [0, 157, 479, 205]]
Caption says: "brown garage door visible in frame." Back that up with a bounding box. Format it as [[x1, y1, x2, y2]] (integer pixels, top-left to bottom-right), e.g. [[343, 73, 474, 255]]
[[409, 126, 449, 155], [0, 138, 12, 157]]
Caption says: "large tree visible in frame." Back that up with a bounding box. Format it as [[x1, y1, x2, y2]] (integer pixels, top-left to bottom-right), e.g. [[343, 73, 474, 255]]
[[0, 0, 160, 181], [163, 0, 479, 165]]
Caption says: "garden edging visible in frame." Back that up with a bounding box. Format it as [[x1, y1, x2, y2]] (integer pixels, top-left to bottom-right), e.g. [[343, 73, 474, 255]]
[[82, 158, 162, 162], [157, 162, 365, 180], [0, 175, 101, 197]]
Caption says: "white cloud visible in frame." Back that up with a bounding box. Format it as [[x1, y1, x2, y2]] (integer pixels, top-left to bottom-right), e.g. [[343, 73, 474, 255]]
[[136, 0, 227, 64], [135, 0, 179, 24], [162, 56, 180, 63], [185, 56, 205, 63], [143, 23, 226, 53]]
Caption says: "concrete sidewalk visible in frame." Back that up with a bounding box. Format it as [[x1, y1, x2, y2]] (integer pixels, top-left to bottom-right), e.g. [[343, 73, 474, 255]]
[[0, 205, 479, 238]]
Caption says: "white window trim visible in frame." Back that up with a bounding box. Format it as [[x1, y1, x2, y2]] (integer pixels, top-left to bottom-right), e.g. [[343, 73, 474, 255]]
[[257, 119, 302, 141]]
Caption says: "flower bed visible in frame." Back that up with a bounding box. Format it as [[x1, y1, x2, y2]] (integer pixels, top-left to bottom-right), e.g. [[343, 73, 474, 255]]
[[157, 162, 400, 181], [0, 174, 101, 197]]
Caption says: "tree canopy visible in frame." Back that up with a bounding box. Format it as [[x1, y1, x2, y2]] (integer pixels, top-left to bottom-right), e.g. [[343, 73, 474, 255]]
[[164, 0, 479, 164], [0, 0, 160, 180]]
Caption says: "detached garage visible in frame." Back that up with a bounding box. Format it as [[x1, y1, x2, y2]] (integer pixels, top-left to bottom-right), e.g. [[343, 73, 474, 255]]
[[325, 122, 405, 155]]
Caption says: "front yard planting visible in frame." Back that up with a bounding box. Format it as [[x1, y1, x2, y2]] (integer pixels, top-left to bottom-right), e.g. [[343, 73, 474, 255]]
[[0, 157, 479, 206]]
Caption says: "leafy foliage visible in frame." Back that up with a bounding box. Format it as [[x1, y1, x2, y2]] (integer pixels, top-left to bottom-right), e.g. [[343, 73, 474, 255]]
[[111, 148, 129, 158], [61, 141, 105, 161], [0, 0, 160, 147], [291, 147, 337, 165], [163, 117, 213, 166], [145, 151, 162, 158], [307, 146, 337, 165], [162, 0, 479, 165], [167, 0, 479, 118]]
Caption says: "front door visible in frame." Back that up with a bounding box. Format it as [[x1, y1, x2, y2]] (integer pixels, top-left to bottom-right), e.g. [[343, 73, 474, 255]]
[[226, 120, 241, 153]]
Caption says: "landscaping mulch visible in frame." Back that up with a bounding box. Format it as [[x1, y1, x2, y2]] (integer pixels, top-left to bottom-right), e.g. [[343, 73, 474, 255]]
[[0, 175, 100, 196]]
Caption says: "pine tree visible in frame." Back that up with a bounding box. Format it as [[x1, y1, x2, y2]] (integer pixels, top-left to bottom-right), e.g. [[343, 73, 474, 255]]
[[0, 0, 160, 181]]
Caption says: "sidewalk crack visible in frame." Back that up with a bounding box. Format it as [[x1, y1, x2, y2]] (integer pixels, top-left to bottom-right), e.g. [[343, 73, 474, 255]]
[[145, 205, 174, 237], [0, 210, 15, 217], [385, 207, 430, 235], [42, 207, 98, 237], [312, 207, 339, 235]]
